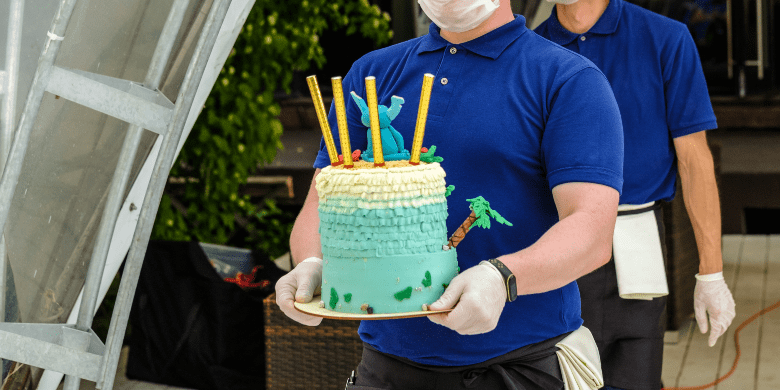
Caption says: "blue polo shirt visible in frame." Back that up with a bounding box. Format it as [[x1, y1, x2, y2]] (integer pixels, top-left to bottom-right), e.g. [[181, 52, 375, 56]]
[[535, 0, 718, 204], [313, 16, 623, 366]]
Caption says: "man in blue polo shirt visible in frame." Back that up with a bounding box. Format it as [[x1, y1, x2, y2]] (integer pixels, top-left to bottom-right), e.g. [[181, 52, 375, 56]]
[[535, 0, 736, 389], [276, 1, 625, 388]]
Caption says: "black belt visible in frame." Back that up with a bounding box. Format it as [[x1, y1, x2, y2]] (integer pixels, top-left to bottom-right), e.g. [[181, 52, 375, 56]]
[[617, 202, 661, 217]]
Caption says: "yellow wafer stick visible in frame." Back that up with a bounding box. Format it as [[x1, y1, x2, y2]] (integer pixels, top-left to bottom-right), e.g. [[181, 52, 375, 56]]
[[331, 77, 353, 168], [365, 76, 385, 167], [410, 73, 435, 165], [306, 75, 340, 166]]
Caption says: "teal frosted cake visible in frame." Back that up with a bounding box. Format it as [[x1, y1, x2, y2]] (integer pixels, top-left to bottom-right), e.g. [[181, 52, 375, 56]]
[[317, 159, 459, 314]]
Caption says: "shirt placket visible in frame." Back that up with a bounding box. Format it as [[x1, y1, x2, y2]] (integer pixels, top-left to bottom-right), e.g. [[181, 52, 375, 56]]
[[576, 33, 588, 55], [428, 44, 465, 118]]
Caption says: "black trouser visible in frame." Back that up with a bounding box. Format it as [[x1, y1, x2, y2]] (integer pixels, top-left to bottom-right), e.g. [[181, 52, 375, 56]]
[[577, 206, 668, 390], [346, 333, 569, 390]]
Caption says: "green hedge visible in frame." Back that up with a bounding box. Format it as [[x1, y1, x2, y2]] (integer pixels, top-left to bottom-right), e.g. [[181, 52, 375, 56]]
[[150, 1, 392, 258]]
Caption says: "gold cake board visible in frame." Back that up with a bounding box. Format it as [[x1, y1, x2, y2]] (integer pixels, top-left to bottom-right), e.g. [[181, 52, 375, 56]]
[[294, 295, 452, 320]]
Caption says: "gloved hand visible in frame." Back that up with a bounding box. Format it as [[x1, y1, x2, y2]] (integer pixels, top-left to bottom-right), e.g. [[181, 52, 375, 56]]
[[694, 272, 736, 347], [275, 257, 324, 326], [428, 261, 507, 335]]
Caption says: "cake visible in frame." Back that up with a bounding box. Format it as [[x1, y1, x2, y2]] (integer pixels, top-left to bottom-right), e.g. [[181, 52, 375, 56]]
[[316, 159, 459, 314], [306, 73, 510, 316]]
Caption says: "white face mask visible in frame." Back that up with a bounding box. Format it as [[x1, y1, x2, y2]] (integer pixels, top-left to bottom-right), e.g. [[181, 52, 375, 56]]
[[545, 0, 581, 4], [418, 0, 501, 33]]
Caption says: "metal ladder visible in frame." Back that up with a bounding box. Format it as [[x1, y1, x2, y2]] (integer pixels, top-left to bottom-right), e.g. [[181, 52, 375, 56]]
[[0, 0, 233, 388]]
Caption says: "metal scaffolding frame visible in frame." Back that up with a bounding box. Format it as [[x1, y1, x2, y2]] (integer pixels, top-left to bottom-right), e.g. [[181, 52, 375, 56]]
[[0, 0, 237, 388], [0, 0, 25, 382]]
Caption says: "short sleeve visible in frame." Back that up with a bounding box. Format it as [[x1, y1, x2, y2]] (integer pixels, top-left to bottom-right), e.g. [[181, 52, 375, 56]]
[[542, 67, 624, 193], [663, 28, 717, 138]]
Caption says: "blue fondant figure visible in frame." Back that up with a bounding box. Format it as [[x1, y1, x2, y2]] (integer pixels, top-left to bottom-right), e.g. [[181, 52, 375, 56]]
[[350, 91, 411, 161]]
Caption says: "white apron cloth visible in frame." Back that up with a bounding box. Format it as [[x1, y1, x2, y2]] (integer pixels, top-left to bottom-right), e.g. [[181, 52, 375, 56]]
[[613, 202, 669, 300], [555, 326, 604, 390]]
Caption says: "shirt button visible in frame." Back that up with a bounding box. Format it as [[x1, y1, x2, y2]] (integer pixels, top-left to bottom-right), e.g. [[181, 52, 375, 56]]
[[449, 47, 457, 55], [441, 78, 449, 85], [580, 36, 586, 41]]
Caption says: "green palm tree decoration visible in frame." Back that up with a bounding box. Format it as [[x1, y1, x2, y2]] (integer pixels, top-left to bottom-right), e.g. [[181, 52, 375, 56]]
[[447, 196, 513, 248]]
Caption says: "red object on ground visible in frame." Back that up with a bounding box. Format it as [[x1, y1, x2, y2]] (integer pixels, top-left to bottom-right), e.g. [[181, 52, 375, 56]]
[[224, 265, 271, 289]]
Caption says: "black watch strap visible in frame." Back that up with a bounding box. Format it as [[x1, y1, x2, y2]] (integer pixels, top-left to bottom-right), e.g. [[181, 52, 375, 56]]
[[487, 258, 517, 302]]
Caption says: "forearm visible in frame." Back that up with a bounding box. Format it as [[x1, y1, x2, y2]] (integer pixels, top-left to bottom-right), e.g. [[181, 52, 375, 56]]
[[501, 182, 618, 295], [675, 133, 723, 274], [289, 169, 323, 266]]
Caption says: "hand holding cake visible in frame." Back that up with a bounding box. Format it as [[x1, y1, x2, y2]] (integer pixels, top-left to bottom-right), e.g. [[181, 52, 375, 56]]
[[428, 260, 507, 335], [274, 257, 323, 326]]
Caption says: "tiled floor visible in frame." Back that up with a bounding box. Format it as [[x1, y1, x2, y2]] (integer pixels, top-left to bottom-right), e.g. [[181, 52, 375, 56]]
[[662, 235, 780, 390], [70, 235, 780, 389]]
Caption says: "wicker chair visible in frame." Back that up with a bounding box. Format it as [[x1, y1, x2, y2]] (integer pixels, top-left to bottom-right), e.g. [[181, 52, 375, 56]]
[[264, 293, 363, 389]]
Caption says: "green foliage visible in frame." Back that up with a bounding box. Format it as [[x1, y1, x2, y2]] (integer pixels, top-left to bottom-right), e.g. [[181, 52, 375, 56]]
[[151, 1, 392, 255], [246, 199, 295, 258]]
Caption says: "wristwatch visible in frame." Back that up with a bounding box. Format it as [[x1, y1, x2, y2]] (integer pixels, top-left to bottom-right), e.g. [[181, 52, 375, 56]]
[[487, 258, 517, 302]]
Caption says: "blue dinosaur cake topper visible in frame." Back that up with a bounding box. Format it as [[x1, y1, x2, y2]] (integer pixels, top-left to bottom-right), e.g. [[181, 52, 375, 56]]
[[305, 73, 441, 166], [350, 92, 411, 162]]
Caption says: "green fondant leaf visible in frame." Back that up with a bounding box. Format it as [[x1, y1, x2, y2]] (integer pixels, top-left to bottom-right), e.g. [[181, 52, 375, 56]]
[[329, 287, 339, 309], [466, 196, 513, 229], [489, 209, 513, 226], [344, 293, 352, 303], [420, 145, 444, 163], [473, 217, 490, 229], [422, 271, 432, 287], [445, 185, 455, 197], [394, 286, 413, 301]]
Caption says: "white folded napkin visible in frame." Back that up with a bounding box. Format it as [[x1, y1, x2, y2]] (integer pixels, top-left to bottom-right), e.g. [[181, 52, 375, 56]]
[[555, 326, 604, 390], [613, 203, 669, 300]]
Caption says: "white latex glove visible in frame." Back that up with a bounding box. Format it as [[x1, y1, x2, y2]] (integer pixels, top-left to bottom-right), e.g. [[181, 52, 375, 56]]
[[428, 261, 507, 335], [275, 257, 323, 326], [694, 272, 736, 347]]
